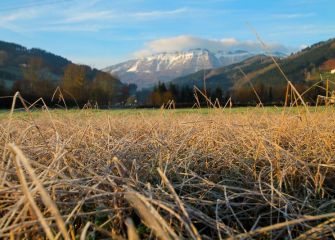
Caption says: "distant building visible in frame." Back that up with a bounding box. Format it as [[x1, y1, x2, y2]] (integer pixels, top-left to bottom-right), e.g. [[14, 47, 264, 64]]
[[331, 69, 335, 74]]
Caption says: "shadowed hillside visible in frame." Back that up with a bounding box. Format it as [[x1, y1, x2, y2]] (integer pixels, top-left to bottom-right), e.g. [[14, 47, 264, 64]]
[[0, 40, 133, 107]]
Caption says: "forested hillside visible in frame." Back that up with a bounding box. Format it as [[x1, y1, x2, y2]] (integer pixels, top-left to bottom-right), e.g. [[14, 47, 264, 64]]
[[147, 39, 335, 106], [0, 40, 134, 107]]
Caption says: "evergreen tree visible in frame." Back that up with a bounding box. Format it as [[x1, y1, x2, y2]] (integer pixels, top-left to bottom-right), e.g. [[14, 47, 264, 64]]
[[0, 80, 5, 96], [0, 51, 7, 66], [268, 86, 273, 102], [158, 82, 167, 93], [180, 85, 193, 104], [214, 87, 223, 103], [168, 83, 179, 100]]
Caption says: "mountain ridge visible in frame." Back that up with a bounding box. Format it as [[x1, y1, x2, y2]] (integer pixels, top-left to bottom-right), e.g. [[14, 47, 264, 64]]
[[103, 48, 287, 89]]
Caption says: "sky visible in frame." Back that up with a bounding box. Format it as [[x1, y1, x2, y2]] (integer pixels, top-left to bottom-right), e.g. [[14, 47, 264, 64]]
[[0, 0, 334, 68]]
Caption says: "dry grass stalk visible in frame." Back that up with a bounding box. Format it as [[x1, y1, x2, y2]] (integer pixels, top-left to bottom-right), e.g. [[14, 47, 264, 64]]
[[125, 190, 179, 240], [8, 144, 70, 240], [0, 97, 335, 239], [125, 218, 140, 240]]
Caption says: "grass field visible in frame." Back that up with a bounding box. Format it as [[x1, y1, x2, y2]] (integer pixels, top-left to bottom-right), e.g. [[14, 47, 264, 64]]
[[1, 105, 335, 239]]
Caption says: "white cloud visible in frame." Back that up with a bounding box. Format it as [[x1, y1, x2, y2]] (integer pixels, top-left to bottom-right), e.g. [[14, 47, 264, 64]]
[[64, 11, 116, 23], [0, 9, 38, 23], [46, 7, 191, 34], [134, 35, 292, 57], [0, 9, 38, 31], [61, 7, 189, 24], [33, 24, 107, 32], [133, 8, 189, 19], [270, 12, 315, 19]]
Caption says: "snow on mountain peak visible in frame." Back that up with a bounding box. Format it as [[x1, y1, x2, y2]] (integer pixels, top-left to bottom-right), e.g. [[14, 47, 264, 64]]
[[103, 49, 286, 89]]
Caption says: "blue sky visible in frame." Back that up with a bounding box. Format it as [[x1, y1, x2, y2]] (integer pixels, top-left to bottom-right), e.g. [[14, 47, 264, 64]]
[[0, 0, 334, 68]]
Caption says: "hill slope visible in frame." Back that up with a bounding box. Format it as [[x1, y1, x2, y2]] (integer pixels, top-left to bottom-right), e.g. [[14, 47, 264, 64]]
[[0, 40, 128, 106], [171, 54, 275, 90], [170, 39, 335, 96], [0, 41, 71, 89]]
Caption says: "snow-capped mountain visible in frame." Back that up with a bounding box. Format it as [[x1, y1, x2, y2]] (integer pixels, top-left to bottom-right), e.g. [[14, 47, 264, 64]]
[[103, 49, 286, 89]]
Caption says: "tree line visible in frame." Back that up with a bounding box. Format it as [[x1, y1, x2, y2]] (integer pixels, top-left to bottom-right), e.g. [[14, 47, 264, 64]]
[[140, 81, 326, 107]]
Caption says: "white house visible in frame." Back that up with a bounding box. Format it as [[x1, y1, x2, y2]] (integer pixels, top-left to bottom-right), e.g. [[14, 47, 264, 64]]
[[331, 69, 335, 74]]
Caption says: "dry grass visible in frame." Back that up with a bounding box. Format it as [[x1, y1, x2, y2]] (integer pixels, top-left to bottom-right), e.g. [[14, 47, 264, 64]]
[[1, 104, 335, 239]]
